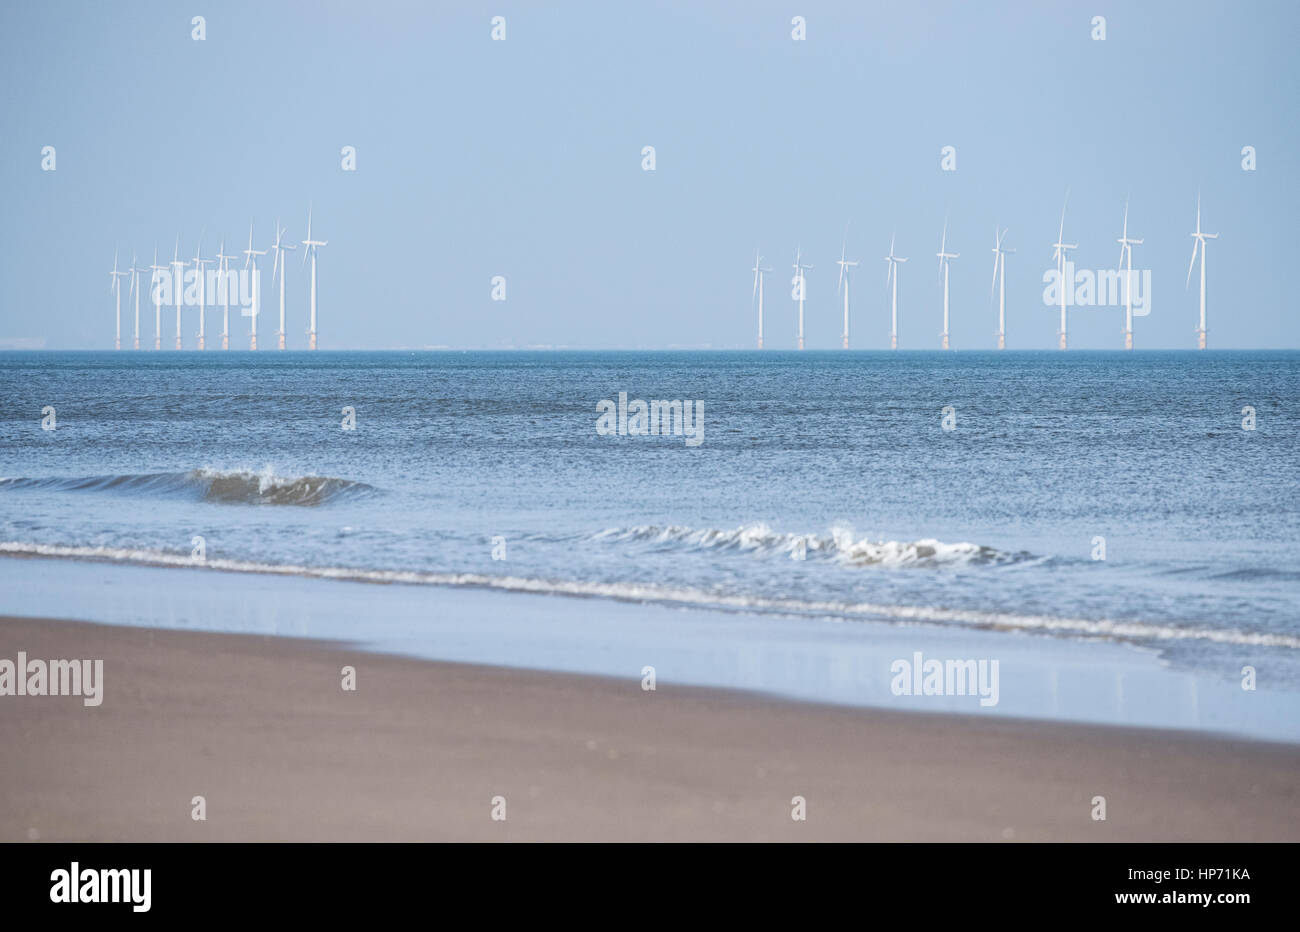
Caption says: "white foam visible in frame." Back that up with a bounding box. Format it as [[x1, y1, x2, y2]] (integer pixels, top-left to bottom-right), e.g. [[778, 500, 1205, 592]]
[[2, 539, 1297, 650], [588, 522, 1011, 567]]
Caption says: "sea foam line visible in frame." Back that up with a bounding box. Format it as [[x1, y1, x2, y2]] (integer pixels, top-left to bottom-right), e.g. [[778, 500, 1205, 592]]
[[1, 540, 1297, 650]]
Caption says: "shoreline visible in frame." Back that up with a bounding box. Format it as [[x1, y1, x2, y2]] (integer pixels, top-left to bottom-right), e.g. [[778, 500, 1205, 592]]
[[0, 555, 1297, 743], [2, 615, 1299, 842]]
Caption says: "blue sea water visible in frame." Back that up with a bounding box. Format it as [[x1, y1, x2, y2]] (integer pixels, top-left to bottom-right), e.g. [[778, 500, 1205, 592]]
[[1, 350, 1298, 690]]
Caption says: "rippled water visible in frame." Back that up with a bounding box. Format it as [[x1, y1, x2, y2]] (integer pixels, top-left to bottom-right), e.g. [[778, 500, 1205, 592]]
[[1, 350, 1297, 681]]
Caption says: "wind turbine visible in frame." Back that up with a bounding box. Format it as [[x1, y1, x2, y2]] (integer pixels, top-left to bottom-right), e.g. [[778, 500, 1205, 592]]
[[243, 224, 267, 350], [109, 250, 128, 350], [215, 238, 239, 350], [148, 246, 166, 350], [936, 220, 959, 350], [127, 252, 147, 350], [1051, 190, 1077, 350], [1117, 199, 1144, 350], [301, 207, 327, 350], [269, 221, 296, 350], [751, 248, 772, 349], [836, 230, 859, 350], [1187, 193, 1218, 350], [193, 232, 212, 351], [884, 234, 907, 350], [792, 246, 812, 350], [169, 236, 189, 350], [991, 227, 1014, 350]]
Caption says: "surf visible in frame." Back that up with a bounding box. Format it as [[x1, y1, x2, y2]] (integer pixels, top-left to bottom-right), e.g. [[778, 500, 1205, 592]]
[[0, 468, 375, 506]]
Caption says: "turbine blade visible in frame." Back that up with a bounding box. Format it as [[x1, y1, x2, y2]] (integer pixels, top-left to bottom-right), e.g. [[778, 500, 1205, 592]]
[[1186, 241, 1199, 289]]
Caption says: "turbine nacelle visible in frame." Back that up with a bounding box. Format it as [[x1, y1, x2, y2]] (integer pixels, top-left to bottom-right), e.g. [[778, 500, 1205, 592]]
[[884, 234, 907, 286], [991, 228, 1014, 296]]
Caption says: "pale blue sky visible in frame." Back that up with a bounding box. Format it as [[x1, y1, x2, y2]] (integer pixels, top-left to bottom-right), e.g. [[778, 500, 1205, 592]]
[[1, 0, 1296, 349]]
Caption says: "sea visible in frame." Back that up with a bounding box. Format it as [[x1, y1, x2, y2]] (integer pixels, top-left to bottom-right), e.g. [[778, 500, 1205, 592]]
[[2, 350, 1298, 738]]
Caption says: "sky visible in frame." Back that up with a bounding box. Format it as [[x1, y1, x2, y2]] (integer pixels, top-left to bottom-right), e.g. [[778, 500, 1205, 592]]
[[1, 0, 1297, 350]]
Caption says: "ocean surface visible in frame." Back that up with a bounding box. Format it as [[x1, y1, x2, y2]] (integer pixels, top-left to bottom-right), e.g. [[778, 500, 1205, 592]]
[[1, 350, 1298, 694]]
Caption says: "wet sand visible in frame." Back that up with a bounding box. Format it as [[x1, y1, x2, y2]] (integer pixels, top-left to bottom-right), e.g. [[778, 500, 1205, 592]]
[[1, 615, 1297, 841]]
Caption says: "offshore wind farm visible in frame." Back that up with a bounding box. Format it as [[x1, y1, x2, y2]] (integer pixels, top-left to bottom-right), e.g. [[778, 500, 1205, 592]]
[[105, 208, 326, 351], [749, 193, 1216, 352], [107, 193, 1220, 354]]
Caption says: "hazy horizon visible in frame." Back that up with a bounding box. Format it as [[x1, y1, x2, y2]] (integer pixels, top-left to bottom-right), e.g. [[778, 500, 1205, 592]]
[[2, 1, 1296, 350]]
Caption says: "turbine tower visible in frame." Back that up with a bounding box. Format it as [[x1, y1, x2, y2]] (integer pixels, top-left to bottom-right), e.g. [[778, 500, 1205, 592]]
[[243, 224, 267, 350], [792, 246, 812, 350], [936, 221, 959, 350], [884, 234, 907, 350], [1117, 200, 1143, 350], [148, 246, 166, 350], [128, 252, 146, 350], [301, 207, 327, 350], [169, 236, 189, 350], [109, 250, 127, 350], [269, 221, 296, 350], [836, 231, 859, 350], [751, 248, 772, 349], [1051, 190, 1077, 350], [1187, 194, 1218, 350], [991, 227, 1014, 350], [215, 238, 239, 350], [193, 233, 212, 351]]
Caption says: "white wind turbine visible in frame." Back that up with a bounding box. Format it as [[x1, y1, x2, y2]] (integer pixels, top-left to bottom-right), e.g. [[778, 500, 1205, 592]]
[[884, 234, 907, 350], [128, 252, 147, 350], [990, 227, 1014, 350], [301, 207, 327, 350], [148, 246, 167, 350], [792, 246, 812, 350], [269, 221, 296, 350], [936, 220, 959, 350], [193, 232, 212, 351], [169, 236, 189, 350], [1051, 190, 1077, 350], [751, 248, 772, 350], [109, 250, 128, 350], [215, 238, 239, 350], [243, 224, 267, 350], [836, 231, 859, 350], [1117, 199, 1143, 350], [1187, 193, 1218, 350]]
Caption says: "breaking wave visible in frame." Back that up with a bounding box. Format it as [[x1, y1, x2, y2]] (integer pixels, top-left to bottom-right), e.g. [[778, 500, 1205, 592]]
[[0, 468, 374, 506], [1, 540, 1296, 650], [586, 523, 1028, 568]]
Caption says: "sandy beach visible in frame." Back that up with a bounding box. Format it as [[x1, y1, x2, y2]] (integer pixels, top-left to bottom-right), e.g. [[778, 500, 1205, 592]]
[[1, 615, 1297, 842]]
